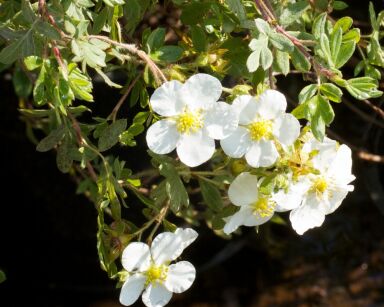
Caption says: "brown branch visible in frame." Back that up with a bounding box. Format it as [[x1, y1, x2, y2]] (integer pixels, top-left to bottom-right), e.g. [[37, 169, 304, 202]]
[[343, 98, 384, 129], [360, 99, 384, 120], [87, 35, 167, 85], [108, 73, 143, 122]]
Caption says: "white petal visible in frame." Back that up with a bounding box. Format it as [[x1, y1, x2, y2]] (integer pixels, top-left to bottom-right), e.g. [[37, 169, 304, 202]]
[[302, 136, 338, 172], [122, 242, 151, 272], [150, 80, 185, 116], [220, 127, 252, 158], [256, 90, 287, 119], [245, 140, 279, 168], [289, 197, 325, 235], [204, 101, 238, 139], [174, 228, 198, 251], [164, 261, 196, 293], [146, 120, 179, 155], [151, 232, 183, 265], [327, 145, 355, 184], [243, 211, 273, 226], [176, 131, 215, 167], [142, 282, 173, 307], [119, 274, 146, 306], [223, 207, 251, 234], [273, 178, 310, 212], [181, 74, 222, 109], [228, 172, 259, 206], [325, 185, 352, 214], [273, 113, 301, 147], [232, 95, 259, 125]]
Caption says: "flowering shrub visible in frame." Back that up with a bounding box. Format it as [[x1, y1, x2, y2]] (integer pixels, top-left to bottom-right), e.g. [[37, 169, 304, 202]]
[[1, 0, 383, 304]]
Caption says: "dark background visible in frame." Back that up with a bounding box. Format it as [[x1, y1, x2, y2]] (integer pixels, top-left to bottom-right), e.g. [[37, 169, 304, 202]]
[[1, 1, 384, 306]]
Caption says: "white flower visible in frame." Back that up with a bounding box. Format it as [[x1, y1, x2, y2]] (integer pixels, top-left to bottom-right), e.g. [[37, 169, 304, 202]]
[[223, 172, 280, 234], [220, 90, 300, 168], [146, 74, 238, 167], [119, 228, 198, 307], [289, 141, 355, 235]]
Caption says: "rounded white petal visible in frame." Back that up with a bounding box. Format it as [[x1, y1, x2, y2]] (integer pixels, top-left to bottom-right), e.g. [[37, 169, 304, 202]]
[[228, 172, 259, 206], [273, 113, 301, 147], [146, 120, 179, 155], [289, 197, 326, 235], [243, 211, 273, 226], [245, 140, 279, 168], [122, 242, 151, 272], [232, 95, 259, 125], [181, 74, 222, 109], [142, 282, 172, 307], [273, 178, 310, 212], [256, 89, 287, 120], [325, 185, 353, 214], [204, 101, 238, 139], [151, 232, 183, 265], [174, 228, 198, 251], [223, 207, 251, 234], [150, 80, 185, 116], [176, 131, 215, 167], [119, 274, 146, 306], [327, 145, 355, 184], [302, 136, 338, 172], [220, 127, 252, 158], [164, 261, 196, 293]]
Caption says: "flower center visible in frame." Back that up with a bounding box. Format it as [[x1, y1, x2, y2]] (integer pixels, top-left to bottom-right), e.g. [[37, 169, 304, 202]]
[[176, 111, 203, 134], [145, 263, 168, 286], [312, 177, 328, 195], [251, 197, 276, 218], [248, 120, 273, 141]]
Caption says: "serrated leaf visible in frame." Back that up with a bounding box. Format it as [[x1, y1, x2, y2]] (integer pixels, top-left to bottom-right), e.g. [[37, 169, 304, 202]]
[[319, 83, 343, 102], [98, 119, 127, 151], [36, 126, 66, 152], [199, 179, 223, 212]]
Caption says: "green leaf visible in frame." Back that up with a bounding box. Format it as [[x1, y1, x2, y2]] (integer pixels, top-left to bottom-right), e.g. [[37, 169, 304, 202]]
[[146, 28, 165, 52], [310, 95, 335, 141], [199, 179, 223, 212], [319, 83, 343, 102], [225, 0, 246, 21], [180, 3, 211, 25], [269, 32, 294, 52], [333, 1, 348, 10], [98, 119, 127, 151], [56, 136, 73, 173], [152, 45, 183, 62], [333, 16, 353, 33], [345, 77, 383, 100], [330, 27, 342, 63], [291, 46, 311, 71], [36, 126, 66, 152], [335, 40, 355, 68], [320, 33, 333, 66], [12, 68, 32, 98], [299, 84, 317, 104], [0, 270, 6, 283], [246, 49, 261, 72], [0, 28, 35, 64], [95, 68, 122, 88], [24, 56, 43, 70], [35, 20, 61, 40], [21, 0, 36, 23], [273, 50, 290, 76], [191, 25, 207, 52], [312, 13, 327, 40], [254, 18, 271, 35], [68, 65, 94, 102], [279, 0, 310, 27], [342, 28, 360, 43], [260, 47, 273, 70]]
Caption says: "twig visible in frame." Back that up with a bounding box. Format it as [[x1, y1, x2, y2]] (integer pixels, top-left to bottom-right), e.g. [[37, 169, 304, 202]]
[[361, 99, 384, 120], [343, 98, 384, 129], [108, 73, 143, 122], [87, 35, 167, 85]]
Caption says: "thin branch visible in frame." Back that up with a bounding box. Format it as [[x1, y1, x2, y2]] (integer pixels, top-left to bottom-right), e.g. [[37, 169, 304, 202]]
[[361, 99, 384, 119], [343, 98, 384, 129], [87, 35, 167, 85]]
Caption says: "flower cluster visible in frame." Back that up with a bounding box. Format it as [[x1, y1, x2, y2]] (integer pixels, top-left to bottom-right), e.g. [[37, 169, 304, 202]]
[[119, 228, 198, 307], [145, 74, 355, 236]]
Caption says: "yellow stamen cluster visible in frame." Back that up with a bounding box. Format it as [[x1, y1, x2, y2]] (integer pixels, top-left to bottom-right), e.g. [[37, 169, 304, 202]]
[[312, 177, 328, 195], [145, 263, 168, 286], [252, 197, 276, 218], [176, 111, 203, 134], [248, 120, 273, 141]]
